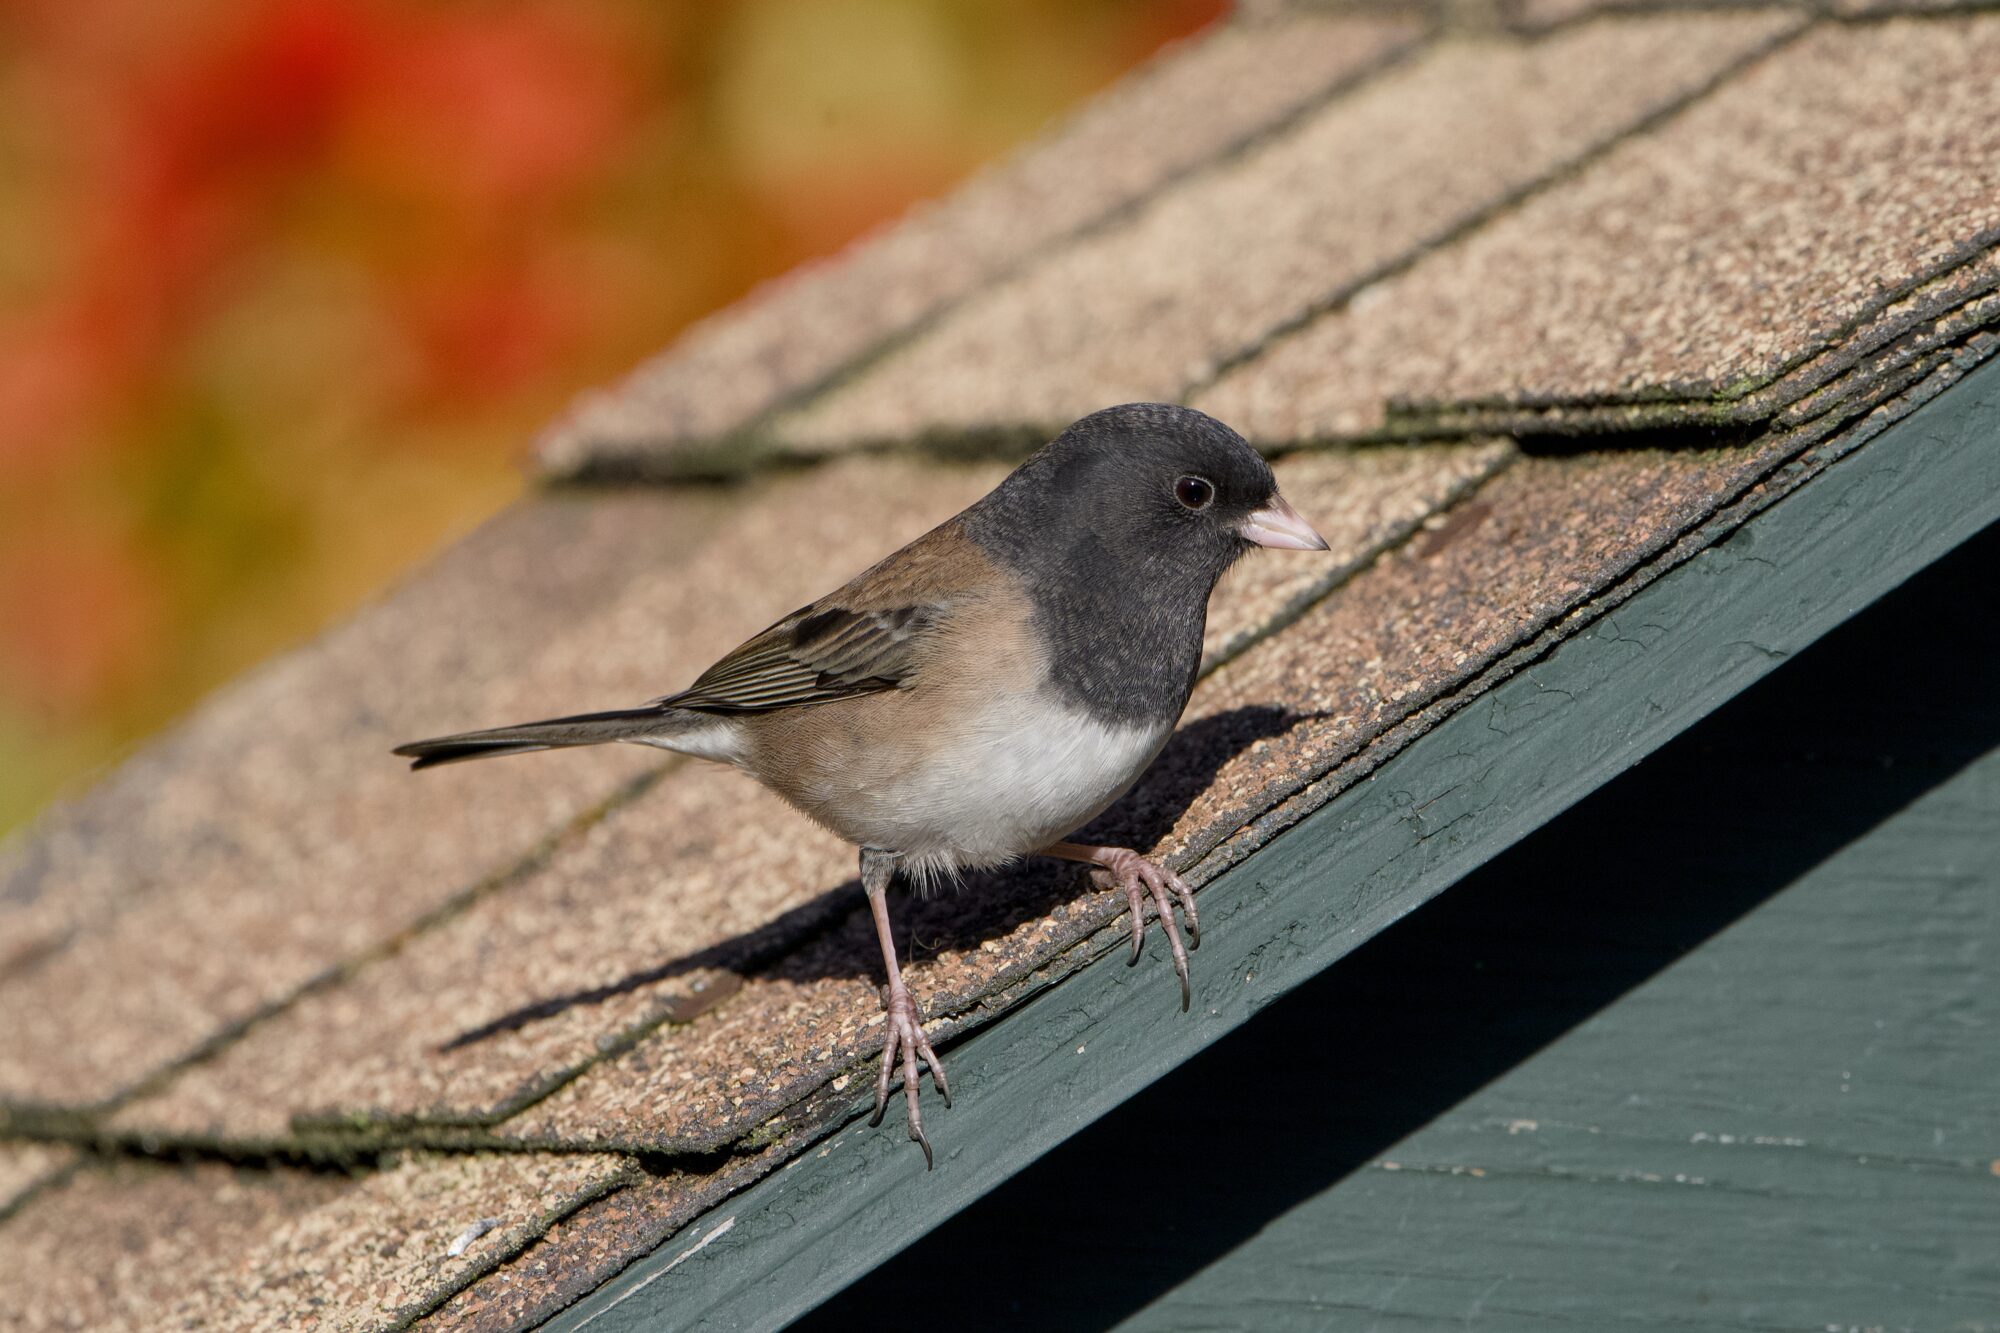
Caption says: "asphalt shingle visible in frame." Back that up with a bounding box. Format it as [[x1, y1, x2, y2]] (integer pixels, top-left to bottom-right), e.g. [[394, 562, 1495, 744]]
[[0, 493, 731, 1112], [0, 1153, 633, 1333], [0, 494, 715, 982], [414, 1158, 774, 1333], [536, 10, 1422, 480], [109, 765, 855, 1146], [0, 1159, 347, 1333], [766, 11, 1802, 453], [1204, 442, 1515, 667], [0, 1142, 73, 1215], [1199, 15, 2000, 441]]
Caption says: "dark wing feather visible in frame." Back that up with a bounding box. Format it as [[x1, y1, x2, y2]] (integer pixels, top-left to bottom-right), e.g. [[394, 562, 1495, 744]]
[[657, 603, 943, 713]]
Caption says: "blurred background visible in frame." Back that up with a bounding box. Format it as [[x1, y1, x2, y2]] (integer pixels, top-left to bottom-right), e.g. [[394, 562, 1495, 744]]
[[0, 0, 1227, 835]]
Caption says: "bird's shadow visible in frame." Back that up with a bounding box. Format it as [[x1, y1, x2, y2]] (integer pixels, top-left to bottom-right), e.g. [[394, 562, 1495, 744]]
[[440, 704, 1308, 1052]]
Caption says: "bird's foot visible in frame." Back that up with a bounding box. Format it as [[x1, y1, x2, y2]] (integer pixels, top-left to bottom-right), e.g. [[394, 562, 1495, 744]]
[[869, 980, 951, 1168], [1089, 848, 1199, 1012]]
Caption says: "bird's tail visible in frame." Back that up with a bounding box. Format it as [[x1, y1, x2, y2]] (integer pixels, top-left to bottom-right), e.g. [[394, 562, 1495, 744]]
[[393, 706, 679, 770]]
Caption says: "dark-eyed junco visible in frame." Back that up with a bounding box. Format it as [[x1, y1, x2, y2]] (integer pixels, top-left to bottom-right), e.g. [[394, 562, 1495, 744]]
[[397, 403, 1327, 1164]]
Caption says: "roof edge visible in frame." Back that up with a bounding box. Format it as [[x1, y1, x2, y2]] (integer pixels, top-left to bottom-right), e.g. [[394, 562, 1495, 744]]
[[536, 325, 2000, 1333]]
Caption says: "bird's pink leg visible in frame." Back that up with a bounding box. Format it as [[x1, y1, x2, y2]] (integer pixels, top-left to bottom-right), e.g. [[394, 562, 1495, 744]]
[[1042, 842, 1199, 1011], [860, 849, 950, 1168]]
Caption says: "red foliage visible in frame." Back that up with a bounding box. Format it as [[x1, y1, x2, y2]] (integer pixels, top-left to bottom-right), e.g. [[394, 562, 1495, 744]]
[[1, 0, 636, 449]]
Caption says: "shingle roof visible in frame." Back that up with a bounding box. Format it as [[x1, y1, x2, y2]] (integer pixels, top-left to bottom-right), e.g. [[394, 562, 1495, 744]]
[[536, 7, 1424, 482], [1200, 14, 2000, 441], [0, 1141, 73, 1216], [5, 3, 1998, 1329], [768, 9, 1803, 451], [0, 1153, 634, 1333]]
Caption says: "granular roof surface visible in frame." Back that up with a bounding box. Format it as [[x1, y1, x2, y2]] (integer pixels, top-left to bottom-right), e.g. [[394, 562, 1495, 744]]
[[5, 2, 1997, 1328]]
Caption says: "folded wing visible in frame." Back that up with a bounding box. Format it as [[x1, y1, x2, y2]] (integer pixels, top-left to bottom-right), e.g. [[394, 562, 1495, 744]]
[[660, 603, 945, 713]]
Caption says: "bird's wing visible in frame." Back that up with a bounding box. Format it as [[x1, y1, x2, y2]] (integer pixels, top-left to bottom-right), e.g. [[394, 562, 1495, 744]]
[[657, 602, 947, 713]]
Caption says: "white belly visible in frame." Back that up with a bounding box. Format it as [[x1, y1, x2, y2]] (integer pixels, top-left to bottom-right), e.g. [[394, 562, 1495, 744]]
[[863, 695, 1172, 881]]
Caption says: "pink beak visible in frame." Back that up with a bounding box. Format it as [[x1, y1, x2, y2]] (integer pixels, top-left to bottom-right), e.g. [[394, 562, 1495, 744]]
[[1239, 493, 1329, 551]]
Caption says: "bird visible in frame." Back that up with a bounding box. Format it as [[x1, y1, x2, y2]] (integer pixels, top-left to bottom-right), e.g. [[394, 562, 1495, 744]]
[[395, 403, 1328, 1165]]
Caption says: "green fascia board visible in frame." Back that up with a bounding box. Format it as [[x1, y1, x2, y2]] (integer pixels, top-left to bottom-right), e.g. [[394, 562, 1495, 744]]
[[546, 356, 2000, 1333]]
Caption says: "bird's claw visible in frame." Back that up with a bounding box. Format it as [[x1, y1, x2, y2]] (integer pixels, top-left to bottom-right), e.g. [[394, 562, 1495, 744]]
[[1090, 850, 1199, 1012], [870, 981, 950, 1168]]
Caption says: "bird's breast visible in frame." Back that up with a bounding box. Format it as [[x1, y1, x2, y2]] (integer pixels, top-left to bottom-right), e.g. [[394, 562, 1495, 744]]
[[839, 689, 1174, 873]]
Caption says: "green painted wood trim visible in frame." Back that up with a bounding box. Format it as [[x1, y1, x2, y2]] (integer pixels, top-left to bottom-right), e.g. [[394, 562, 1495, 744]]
[[809, 525, 2000, 1328], [545, 357, 2000, 1333]]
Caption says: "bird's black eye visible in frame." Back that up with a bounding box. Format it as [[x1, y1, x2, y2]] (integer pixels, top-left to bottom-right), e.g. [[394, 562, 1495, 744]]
[[1174, 475, 1215, 511]]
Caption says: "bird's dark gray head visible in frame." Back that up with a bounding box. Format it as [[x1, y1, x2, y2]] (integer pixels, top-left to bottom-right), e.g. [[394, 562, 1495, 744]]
[[963, 403, 1327, 723], [971, 403, 1325, 594]]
